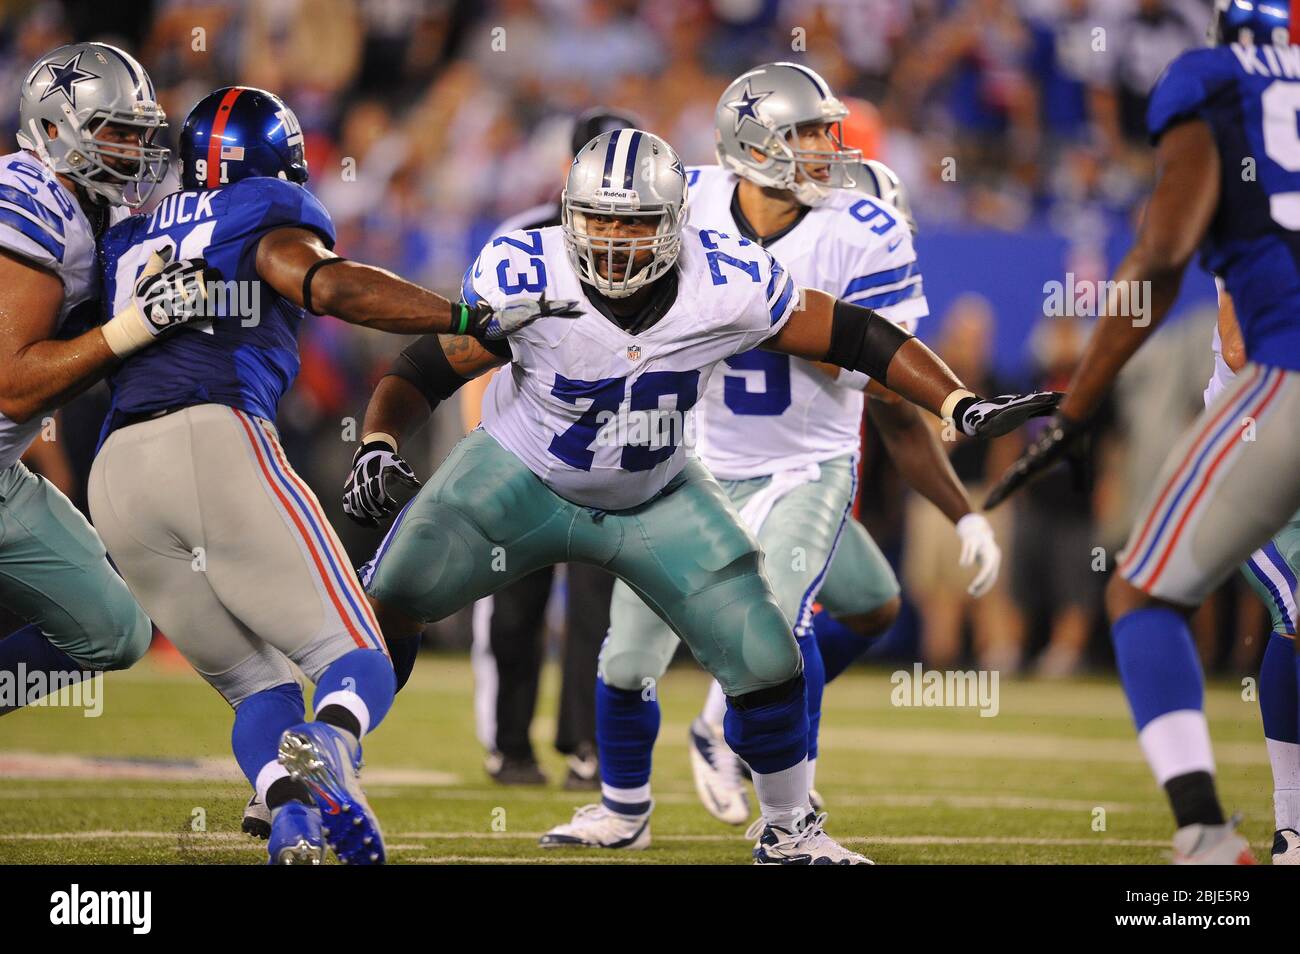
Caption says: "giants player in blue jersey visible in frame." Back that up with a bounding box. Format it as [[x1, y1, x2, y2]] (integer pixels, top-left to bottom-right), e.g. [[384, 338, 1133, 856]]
[[986, 0, 1300, 863], [90, 86, 569, 864]]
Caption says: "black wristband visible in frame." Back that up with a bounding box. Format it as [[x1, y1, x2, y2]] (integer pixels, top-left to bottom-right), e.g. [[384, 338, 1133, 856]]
[[387, 334, 470, 410], [825, 297, 914, 382], [301, 256, 348, 316]]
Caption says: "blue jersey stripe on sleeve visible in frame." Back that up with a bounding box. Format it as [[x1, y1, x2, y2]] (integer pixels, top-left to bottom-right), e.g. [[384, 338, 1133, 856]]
[[0, 184, 65, 235], [461, 262, 484, 306], [841, 262, 914, 299], [849, 279, 923, 310], [0, 206, 65, 261], [770, 275, 795, 325]]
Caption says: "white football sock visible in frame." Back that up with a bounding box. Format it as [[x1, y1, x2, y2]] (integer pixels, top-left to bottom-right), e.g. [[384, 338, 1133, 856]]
[[1266, 738, 1300, 830], [256, 760, 289, 812], [701, 679, 727, 730], [807, 757, 818, 792], [754, 758, 812, 828], [315, 689, 370, 738], [1136, 709, 1215, 785], [601, 782, 651, 813]]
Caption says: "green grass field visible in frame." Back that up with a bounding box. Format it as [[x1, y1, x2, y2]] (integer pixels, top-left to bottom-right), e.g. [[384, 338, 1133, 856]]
[[0, 654, 1276, 864]]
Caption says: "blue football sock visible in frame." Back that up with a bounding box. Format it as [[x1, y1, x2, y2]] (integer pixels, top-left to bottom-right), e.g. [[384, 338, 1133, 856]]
[[813, 610, 872, 683], [232, 682, 305, 788], [1111, 607, 1203, 729], [314, 648, 396, 737], [1262, 632, 1298, 744], [596, 677, 659, 792], [796, 630, 825, 761], [723, 675, 808, 775], [0, 624, 94, 715]]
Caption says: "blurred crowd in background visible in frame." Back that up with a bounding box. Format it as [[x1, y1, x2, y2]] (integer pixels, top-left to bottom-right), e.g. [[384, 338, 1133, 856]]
[[3, 0, 1267, 678]]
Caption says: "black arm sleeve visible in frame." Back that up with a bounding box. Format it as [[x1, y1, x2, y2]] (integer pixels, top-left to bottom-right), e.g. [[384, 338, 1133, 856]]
[[824, 298, 915, 382], [386, 335, 471, 411]]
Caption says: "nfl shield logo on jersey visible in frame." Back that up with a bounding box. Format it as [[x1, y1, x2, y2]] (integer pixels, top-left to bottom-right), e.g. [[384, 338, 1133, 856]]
[[626, 344, 641, 362]]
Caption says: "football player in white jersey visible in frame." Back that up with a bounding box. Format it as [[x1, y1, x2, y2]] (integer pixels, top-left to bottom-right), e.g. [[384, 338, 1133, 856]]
[[542, 63, 1003, 835], [345, 128, 1057, 862], [1209, 285, 1300, 864], [0, 43, 213, 714]]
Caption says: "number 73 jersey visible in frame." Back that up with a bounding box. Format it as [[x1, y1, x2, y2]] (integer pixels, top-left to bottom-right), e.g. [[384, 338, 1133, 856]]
[[471, 224, 799, 511], [1147, 43, 1300, 371]]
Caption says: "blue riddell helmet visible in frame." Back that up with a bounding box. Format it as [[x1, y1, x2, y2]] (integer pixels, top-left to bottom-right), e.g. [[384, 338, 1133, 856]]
[[179, 86, 308, 190], [1208, 0, 1292, 46]]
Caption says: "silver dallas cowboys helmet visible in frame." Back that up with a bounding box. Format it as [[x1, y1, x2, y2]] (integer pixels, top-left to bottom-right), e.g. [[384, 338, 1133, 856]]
[[715, 62, 861, 206], [17, 42, 168, 207], [562, 128, 688, 298]]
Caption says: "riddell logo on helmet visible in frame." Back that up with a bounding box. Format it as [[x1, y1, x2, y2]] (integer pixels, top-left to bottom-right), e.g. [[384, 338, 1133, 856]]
[[593, 188, 639, 206]]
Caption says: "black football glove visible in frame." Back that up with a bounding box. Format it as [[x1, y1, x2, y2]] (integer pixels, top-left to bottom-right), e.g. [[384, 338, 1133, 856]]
[[452, 296, 583, 341], [983, 411, 1091, 510], [343, 440, 421, 528], [956, 391, 1063, 438]]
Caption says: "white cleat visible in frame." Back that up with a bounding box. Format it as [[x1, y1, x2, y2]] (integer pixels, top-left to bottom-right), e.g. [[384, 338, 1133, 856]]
[[688, 717, 750, 825], [749, 812, 873, 865], [1172, 816, 1255, 865], [1272, 828, 1300, 864], [539, 802, 652, 850]]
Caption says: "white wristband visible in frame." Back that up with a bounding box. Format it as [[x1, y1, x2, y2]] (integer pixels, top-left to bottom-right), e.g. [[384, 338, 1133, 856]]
[[362, 432, 398, 451], [940, 388, 976, 422], [101, 303, 154, 358]]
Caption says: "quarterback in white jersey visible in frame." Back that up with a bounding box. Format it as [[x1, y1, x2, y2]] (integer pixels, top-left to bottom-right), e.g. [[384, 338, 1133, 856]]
[[349, 126, 1056, 863], [0, 43, 212, 714]]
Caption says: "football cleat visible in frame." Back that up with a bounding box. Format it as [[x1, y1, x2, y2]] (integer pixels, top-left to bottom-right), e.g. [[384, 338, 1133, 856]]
[[564, 742, 600, 791], [539, 802, 652, 850], [242, 791, 271, 840], [487, 752, 548, 786], [1171, 815, 1255, 865], [688, 717, 750, 825], [278, 722, 385, 865], [749, 812, 873, 865], [267, 801, 324, 865], [1272, 828, 1300, 864]]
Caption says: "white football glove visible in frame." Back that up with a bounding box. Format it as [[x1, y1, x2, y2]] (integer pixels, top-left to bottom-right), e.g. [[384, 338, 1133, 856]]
[[955, 512, 1001, 598], [455, 296, 582, 340], [102, 246, 218, 357]]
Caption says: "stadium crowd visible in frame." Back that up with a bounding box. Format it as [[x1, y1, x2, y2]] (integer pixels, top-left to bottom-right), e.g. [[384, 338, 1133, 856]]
[[0, 0, 1262, 682]]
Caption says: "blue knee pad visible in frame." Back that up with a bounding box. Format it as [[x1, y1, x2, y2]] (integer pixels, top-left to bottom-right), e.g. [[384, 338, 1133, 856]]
[[316, 648, 396, 734], [796, 631, 824, 761], [232, 682, 305, 787], [596, 677, 659, 790], [723, 674, 808, 775]]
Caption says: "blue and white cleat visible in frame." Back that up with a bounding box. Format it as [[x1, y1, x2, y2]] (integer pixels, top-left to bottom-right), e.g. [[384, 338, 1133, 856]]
[[539, 802, 652, 850], [749, 812, 873, 865], [1272, 828, 1300, 864], [267, 801, 324, 865], [688, 717, 749, 825], [278, 722, 385, 865]]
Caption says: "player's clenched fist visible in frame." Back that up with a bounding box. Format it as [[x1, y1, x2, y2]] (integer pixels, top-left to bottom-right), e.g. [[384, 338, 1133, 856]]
[[343, 438, 421, 527], [451, 296, 583, 341]]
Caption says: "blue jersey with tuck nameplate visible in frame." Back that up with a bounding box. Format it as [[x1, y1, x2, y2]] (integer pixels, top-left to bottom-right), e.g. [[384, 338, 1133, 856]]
[[1147, 43, 1300, 371], [97, 176, 335, 437]]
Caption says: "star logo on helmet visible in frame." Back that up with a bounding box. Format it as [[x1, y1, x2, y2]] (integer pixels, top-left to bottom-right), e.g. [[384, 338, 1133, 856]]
[[40, 52, 99, 108], [726, 81, 772, 134]]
